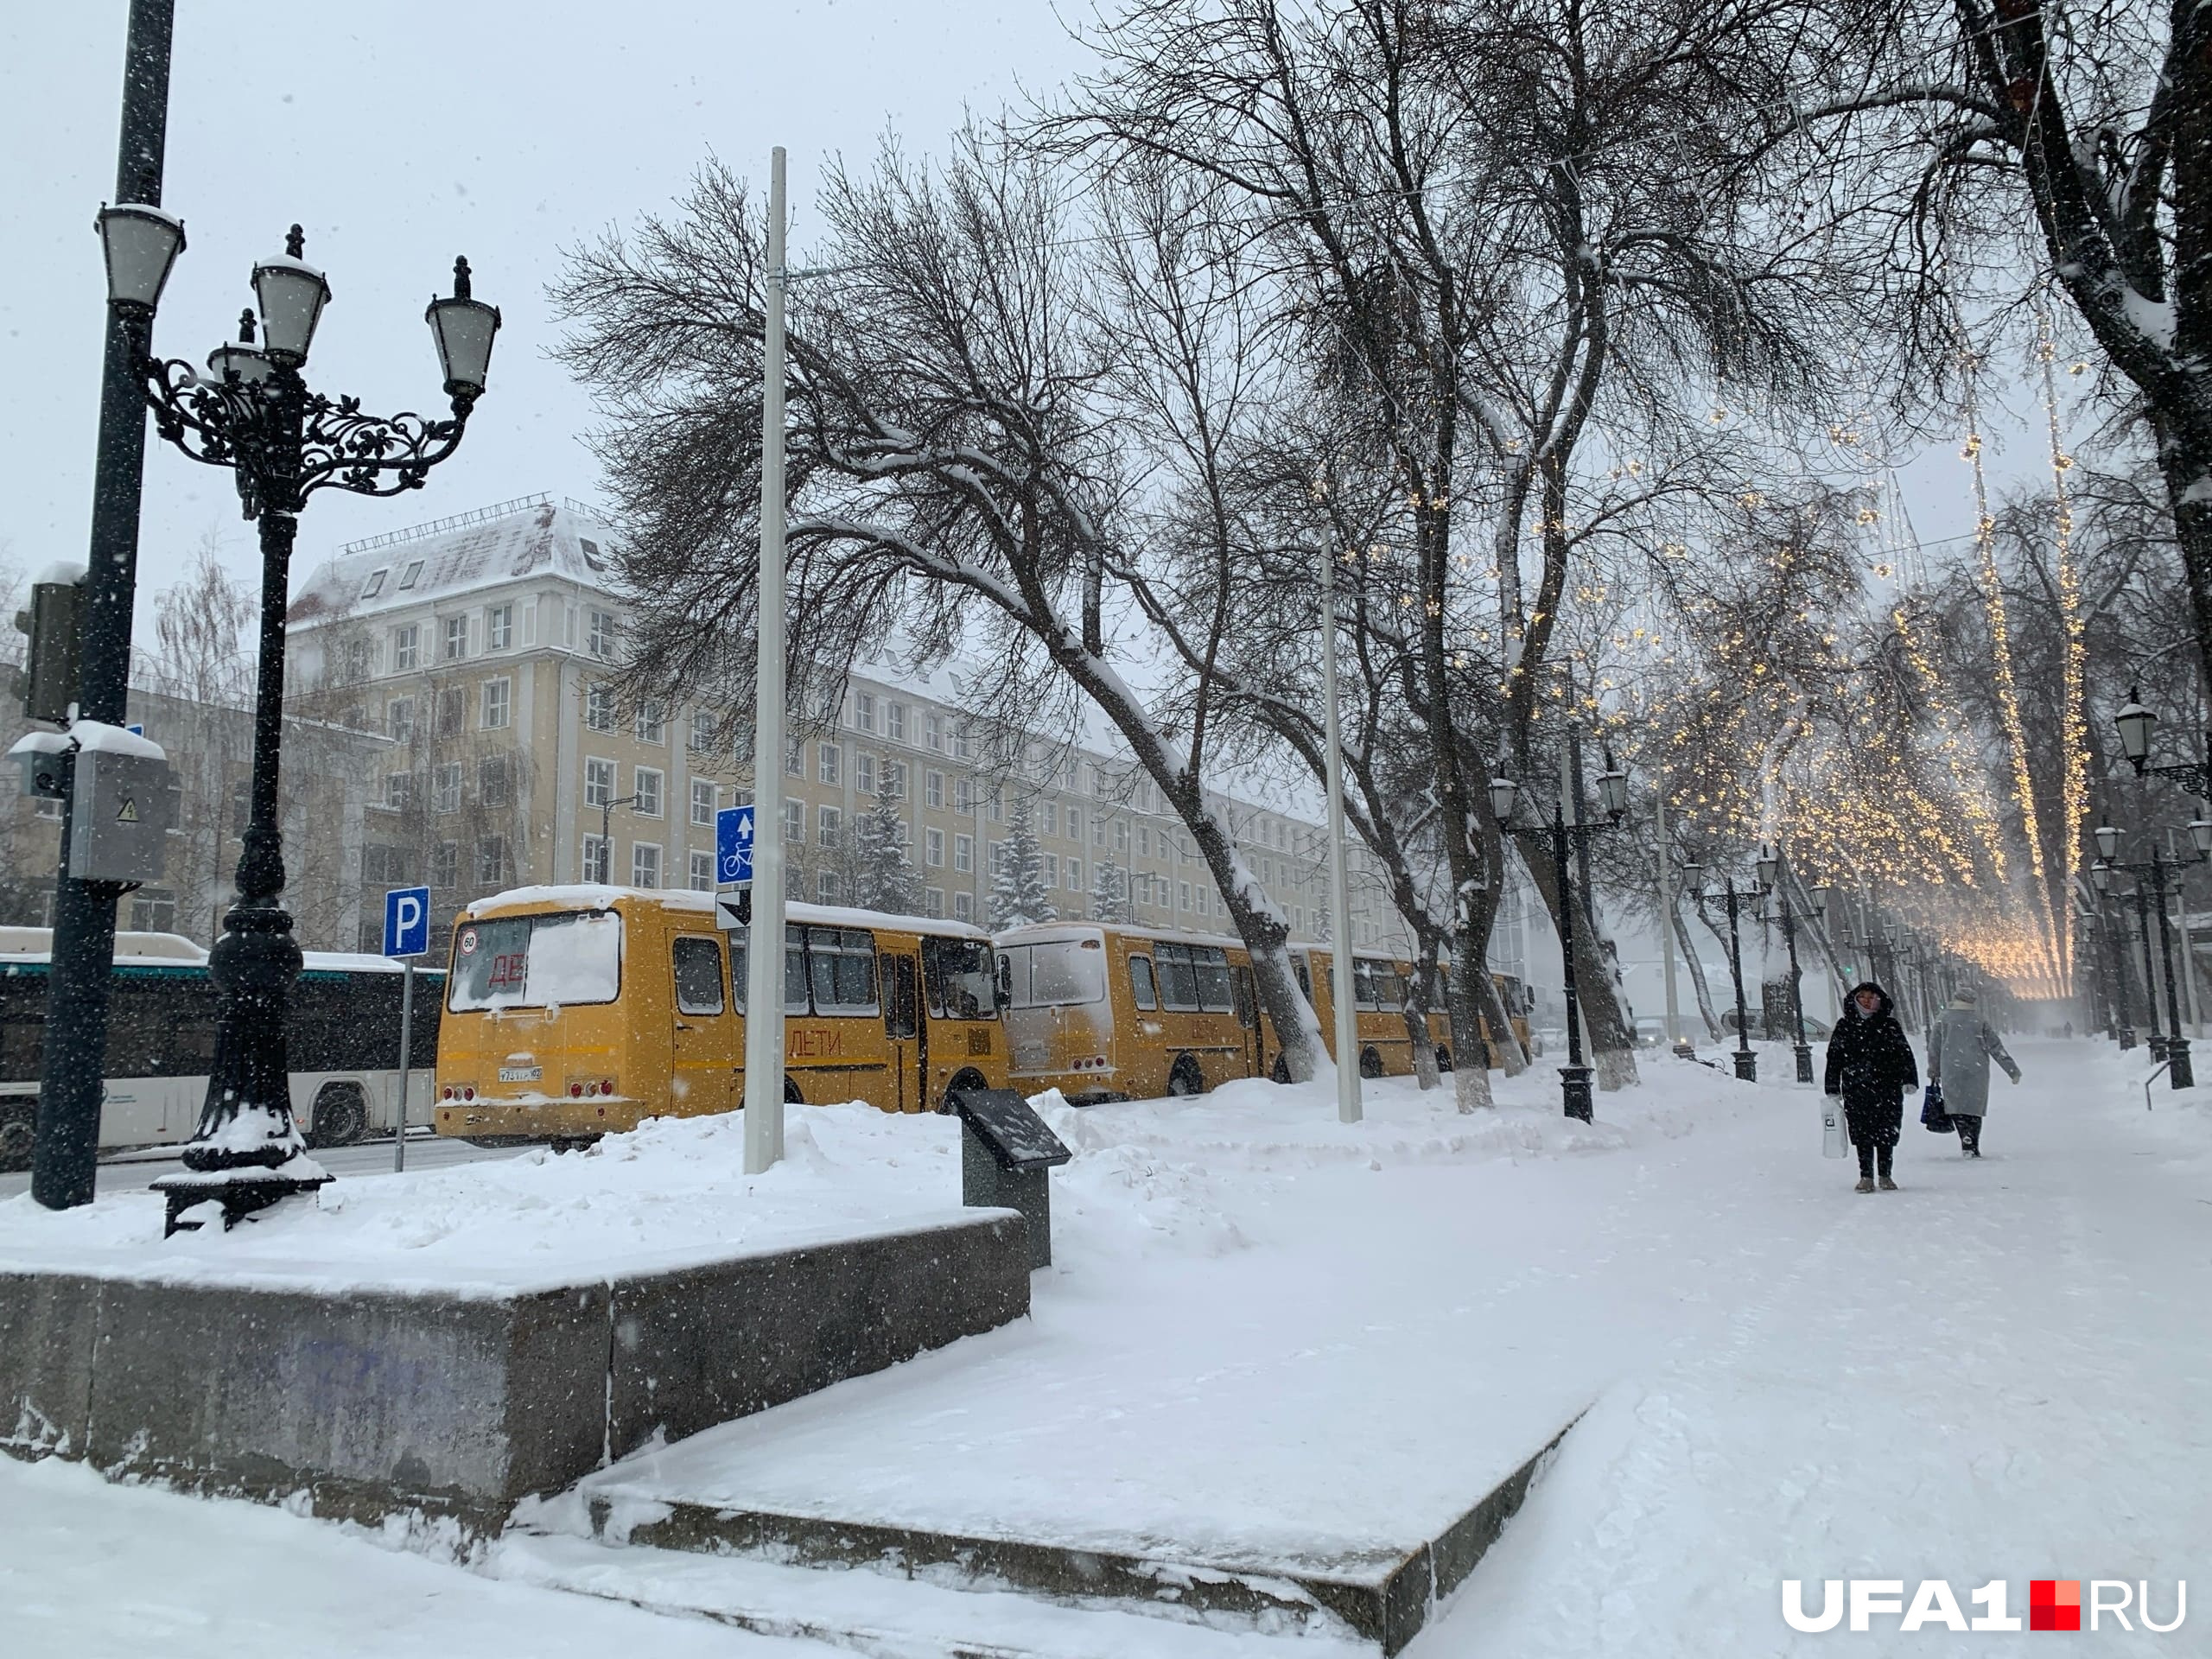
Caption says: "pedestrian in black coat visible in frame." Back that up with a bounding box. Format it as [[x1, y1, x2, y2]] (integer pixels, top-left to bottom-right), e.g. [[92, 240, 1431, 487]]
[[1823, 981, 1919, 1192]]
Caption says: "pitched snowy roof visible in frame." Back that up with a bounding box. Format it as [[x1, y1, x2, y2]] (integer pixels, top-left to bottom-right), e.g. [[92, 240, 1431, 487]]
[[286, 494, 618, 627]]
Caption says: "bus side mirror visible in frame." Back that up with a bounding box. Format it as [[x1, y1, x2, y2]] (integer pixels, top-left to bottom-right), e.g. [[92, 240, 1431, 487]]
[[995, 955, 1013, 1009]]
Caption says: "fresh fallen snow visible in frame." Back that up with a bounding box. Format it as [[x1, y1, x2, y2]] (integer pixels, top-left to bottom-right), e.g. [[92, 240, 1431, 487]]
[[4, 1039, 2205, 1658], [0, 1108, 983, 1296]]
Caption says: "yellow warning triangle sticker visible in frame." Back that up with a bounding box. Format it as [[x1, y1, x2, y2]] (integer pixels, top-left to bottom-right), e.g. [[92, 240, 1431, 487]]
[[117, 798, 137, 823]]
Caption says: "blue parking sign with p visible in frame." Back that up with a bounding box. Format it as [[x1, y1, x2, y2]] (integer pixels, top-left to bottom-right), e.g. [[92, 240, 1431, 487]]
[[384, 885, 432, 958], [716, 804, 755, 887]]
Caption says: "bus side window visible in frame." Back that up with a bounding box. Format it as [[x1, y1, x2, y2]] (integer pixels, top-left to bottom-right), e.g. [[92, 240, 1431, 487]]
[[1155, 943, 1199, 1011], [1352, 959, 1379, 1010], [885, 955, 918, 1039], [1128, 955, 1158, 1011], [1294, 956, 1312, 997], [1192, 946, 1234, 1013], [672, 936, 726, 1016]]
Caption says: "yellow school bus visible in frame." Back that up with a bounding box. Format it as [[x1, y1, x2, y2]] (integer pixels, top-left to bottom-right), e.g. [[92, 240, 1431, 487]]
[[434, 887, 1007, 1142], [996, 922, 1268, 1103], [1293, 949, 1535, 1077]]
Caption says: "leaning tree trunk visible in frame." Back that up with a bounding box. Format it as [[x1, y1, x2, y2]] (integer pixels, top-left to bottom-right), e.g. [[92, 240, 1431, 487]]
[[1671, 905, 1724, 1041], [1399, 933, 1442, 1090]]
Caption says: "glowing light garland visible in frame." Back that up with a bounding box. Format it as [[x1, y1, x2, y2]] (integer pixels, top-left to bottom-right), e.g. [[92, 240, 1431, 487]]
[[2037, 299, 2090, 993]]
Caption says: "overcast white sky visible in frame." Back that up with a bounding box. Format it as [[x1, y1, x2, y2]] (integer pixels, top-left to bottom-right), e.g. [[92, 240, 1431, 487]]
[[3, 2, 2056, 650], [0, 2, 1090, 632]]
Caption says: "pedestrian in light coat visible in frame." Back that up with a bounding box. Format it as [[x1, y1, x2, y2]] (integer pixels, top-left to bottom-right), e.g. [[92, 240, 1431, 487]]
[[1824, 981, 1918, 1192], [1928, 988, 2020, 1158]]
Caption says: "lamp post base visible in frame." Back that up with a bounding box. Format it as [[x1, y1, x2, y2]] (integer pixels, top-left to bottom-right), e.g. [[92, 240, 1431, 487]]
[[2169, 1037, 2195, 1090], [2148, 1033, 2169, 1063], [1558, 1065, 1594, 1122], [1733, 1047, 1758, 1082], [151, 1159, 332, 1236], [1794, 1044, 1815, 1084]]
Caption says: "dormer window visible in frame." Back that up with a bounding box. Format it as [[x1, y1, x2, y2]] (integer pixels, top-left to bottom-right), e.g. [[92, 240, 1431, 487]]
[[397, 559, 425, 591], [361, 568, 388, 599]]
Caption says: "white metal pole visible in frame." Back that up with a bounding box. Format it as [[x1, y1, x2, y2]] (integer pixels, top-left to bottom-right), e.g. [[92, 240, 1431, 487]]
[[393, 959, 414, 1173], [1655, 779, 1681, 1052], [743, 147, 790, 1175], [1319, 541, 1360, 1122]]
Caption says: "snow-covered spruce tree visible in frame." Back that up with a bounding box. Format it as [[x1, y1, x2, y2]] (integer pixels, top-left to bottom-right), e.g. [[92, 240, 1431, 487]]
[[550, 142, 1329, 1080], [989, 798, 1057, 930], [851, 773, 923, 916], [1090, 854, 1131, 923]]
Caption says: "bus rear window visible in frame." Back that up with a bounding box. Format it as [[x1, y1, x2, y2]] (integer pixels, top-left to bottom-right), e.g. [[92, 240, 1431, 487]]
[[1007, 939, 1104, 1008], [448, 911, 623, 1012]]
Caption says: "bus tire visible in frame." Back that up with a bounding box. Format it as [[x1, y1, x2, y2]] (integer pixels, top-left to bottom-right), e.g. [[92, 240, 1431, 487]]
[[1358, 1046, 1385, 1079], [1435, 1047, 1453, 1073], [1167, 1054, 1205, 1097], [0, 1103, 33, 1173], [784, 1075, 804, 1104], [1270, 1052, 1290, 1084], [308, 1083, 368, 1149], [941, 1068, 988, 1112]]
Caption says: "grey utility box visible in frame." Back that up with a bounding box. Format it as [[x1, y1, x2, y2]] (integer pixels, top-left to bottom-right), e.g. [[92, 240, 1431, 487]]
[[949, 1087, 1072, 1270], [69, 739, 173, 884], [10, 733, 72, 798]]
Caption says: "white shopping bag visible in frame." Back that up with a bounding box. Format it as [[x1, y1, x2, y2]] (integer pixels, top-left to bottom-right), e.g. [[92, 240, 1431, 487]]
[[1821, 1095, 1848, 1160]]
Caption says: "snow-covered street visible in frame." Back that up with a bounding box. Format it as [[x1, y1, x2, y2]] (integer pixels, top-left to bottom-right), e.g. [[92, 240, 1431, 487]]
[[4, 1039, 2202, 1656]]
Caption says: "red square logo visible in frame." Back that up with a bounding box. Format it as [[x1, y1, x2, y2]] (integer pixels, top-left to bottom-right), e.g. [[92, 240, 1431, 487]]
[[2031, 1580, 2082, 1632]]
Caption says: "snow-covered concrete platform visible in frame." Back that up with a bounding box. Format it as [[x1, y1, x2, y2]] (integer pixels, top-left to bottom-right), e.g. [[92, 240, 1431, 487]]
[[0, 1111, 1031, 1528]]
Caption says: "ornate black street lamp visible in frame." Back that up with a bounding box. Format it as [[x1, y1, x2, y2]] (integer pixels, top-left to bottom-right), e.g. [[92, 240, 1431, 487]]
[[143, 226, 499, 1232], [1682, 859, 1758, 1080], [1491, 743, 1630, 1122], [1755, 842, 1815, 1084], [2092, 812, 2212, 1089], [2113, 689, 2212, 798]]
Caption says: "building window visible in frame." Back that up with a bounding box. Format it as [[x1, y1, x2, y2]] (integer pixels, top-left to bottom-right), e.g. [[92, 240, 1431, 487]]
[[925, 828, 944, 867], [476, 837, 510, 886], [988, 787, 1003, 823], [128, 887, 176, 933], [480, 605, 509, 652], [817, 869, 840, 903], [443, 615, 468, 661], [344, 637, 373, 679], [954, 777, 975, 814], [783, 799, 804, 842], [954, 833, 973, 874], [855, 690, 875, 733], [430, 841, 459, 888], [634, 766, 664, 818], [1067, 807, 1082, 842], [785, 866, 804, 900], [1138, 824, 1152, 857], [953, 891, 973, 922], [479, 753, 512, 808], [1040, 802, 1058, 837], [952, 724, 971, 761], [925, 770, 944, 810], [588, 608, 617, 661], [1115, 818, 1128, 853], [1067, 858, 1083, 892], [1180, 880, 1192, 911], [393, 625, 419, 672], [583, 757, 614, 810], [362, 844, 412, 886], [689, 849, 714, 892], [635, 699, 665, 744], [690, 710, 715, 752], [925, 887, 944, 918], [383, 772, 411, 811], [818, 804, 842, 849], [818, 742, 841, 785], [887, 761, 906, 799], [582, 835, 611, 884], [1043, 852, 1058, 887], [386, 696, 416, 742], [397, 558, 424, 592], [988, 839, 1005, 876], [631, 842, 661, 888], [691, 779, 715, 827], [925, 712, 942, 752], [886, 702, 906, 742], [434, 763, 462, 814], [584, 683, 614, 732], [785, 741, 804, 778], [855, 752, 875, 795], [362, 568, 388, 600], [480, 677, 512, 730], [435, 688, 463, 739]]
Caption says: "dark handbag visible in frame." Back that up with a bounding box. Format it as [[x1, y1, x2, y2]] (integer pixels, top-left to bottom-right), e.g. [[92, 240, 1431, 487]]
[[1920, 1083, 1953, 1134]]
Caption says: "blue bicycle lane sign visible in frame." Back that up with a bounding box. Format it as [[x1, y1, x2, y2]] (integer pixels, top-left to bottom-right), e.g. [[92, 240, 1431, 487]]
[[716, 803, 756, 887]]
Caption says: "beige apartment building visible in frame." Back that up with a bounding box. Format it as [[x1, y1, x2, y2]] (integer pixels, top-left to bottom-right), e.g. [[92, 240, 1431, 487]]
[[284, 493, 1411, 957]]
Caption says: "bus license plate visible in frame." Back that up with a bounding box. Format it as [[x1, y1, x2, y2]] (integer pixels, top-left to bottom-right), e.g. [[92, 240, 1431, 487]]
[[499, 1065, 542, 1083]]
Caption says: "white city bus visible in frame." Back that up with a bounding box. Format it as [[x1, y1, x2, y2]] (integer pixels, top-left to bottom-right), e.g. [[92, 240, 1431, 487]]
[[0, 928, 442, 1171]]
